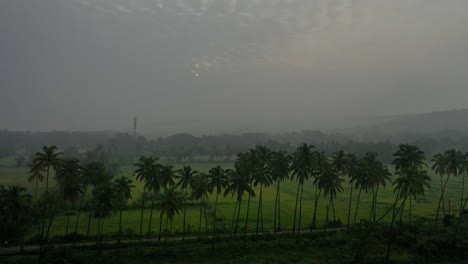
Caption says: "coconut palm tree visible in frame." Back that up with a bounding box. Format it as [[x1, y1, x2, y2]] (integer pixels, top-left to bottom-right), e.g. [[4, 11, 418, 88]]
[[290, 144, 315, 233], [224, 159, 255, 236], [252, 146, 272, 234], [385, 144, 429, 264], [1, 186, 32, 251], [113, 176, 134, 245], [176, 165, 198, 243], [344, 154, 360, 228], [270, 151, 290, 232], [209, 166, 228, 247], [352, 153, 376, 224], [55, 159, 84, 236], [315, 162, 343, 233], [444, 150, 466, 217], [311, 151, 328, 230], [157, 188, 184, 241], [27, 163, 45, 201], [92, 184, 115, 255], [30, 145, 63, 257], [191, 172, 211, 234], [133, 155, 159, 241], [432, 152, 448, 224], [369, 161, 392, 222]]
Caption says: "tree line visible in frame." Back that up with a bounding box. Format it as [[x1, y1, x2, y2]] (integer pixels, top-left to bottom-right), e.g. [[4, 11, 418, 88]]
[[1, 144, 468, 263]]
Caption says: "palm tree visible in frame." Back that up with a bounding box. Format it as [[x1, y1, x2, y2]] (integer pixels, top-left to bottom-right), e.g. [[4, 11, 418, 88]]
[[160, 164, 176, 190], [352, 153, 376, 224], [27, 163, 45, 201], [30, 145, 63, 257], [92, 184, 115, 255], [191, 172, 211, 234], [252, 146, 272, 234], [444, 150, 466, 218], [2, 186, 32, 251], [385, 144, 429, 264], [315, 162, 344, 233], [224, 162, 255, 236], [133, 155, 159, 241], [157, 188, 184, 241], [176, 166, 197, 243], [432, 152, 447, 224], [209, 166, 228, 248], [55, 159, 84, 236], [311, 151, 328, 230], [344, 154, 360, 228], [113, 176, 134, 245], [82, 161, 111, 240], [270, 151, 290, 232], [290, 144, 314, 233], [369, 161, 392, 222]]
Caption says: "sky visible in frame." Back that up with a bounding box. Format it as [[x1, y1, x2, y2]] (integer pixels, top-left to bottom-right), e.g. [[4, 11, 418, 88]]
[[1, 0, 468, 136]]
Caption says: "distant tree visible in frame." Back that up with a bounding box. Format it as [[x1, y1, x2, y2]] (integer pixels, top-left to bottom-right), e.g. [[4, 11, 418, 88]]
[[30, 145, 63, 257], [15, 156, 25, 167]]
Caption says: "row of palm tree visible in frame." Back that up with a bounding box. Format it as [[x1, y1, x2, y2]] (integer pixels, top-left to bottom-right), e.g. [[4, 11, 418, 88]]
[[13, 144, 468, 253]]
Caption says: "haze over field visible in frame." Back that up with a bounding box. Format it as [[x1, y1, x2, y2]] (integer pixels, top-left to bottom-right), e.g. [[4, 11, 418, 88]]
[[2, 0, 468, 135]]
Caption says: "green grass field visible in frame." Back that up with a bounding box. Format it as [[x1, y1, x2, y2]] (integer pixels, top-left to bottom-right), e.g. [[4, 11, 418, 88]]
[[0, 161, 465, 238]]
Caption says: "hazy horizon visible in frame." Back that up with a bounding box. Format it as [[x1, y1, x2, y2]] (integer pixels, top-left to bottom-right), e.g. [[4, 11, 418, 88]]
[[2, 0, 468, 135]]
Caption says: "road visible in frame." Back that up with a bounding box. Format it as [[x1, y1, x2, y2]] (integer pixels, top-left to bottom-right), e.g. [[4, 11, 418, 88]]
[[0, 227, 346, 256]]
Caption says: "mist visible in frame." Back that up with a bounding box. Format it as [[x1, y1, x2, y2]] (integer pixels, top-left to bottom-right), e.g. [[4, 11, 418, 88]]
[[1, 0, 468, 136]]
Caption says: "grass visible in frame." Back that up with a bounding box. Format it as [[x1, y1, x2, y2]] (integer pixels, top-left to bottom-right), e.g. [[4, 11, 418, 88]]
[[0, 162, 466, 238]]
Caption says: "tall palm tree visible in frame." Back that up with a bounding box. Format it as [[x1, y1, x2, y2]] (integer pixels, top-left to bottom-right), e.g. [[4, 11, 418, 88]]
[[209, 166, 228, 248], [133, 155, 159, 241], [176, 165, 197, 243], [157, 188, 184, 241], [444, 150, 466, 217], [344, 154, 360, 228], [270, 151, 290, 232], [290, 144, 314, 233], [315, 162, 343, 233], [191, 172, 211, 234], [30, 145, 63, 257], [113, 176, 134, 245], [2, 186, 32, 251], [369, 161, 392, 222], [92, 184, 115, 255], [311, 151, 328, 230], [55, 159, 84, 236], [224, 161, 255, 236], [385, 144, 429, 264], [27, 163, 45, 201], [432, 152, 448, 224], [252, 146, 272, 234], [352, 153, 376, 224]]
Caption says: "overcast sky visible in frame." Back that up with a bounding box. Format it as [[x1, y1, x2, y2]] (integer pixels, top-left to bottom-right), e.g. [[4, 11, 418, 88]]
[[1, 0, 468, 135]]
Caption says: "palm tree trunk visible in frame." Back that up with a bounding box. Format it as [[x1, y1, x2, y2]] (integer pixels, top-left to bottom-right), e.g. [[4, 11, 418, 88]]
[[353, 188, 362, 224], [409, 196, 412, 224], [182, 186, 188, 245], [274, 181, 280, 232], [436, 174, 451, 225], [385, 196, 408, 264], [158, 211, 163, 241], [243, 194, 252, 248], [45, 213, 55, 244], [256, 185, 263, 235], [86, 206, 92, 239], [204, 198, 209, 232], [310, 184, 321, 231], [73, 193, 85, 246], [96, 218, 101, 246], [373, 186, 379, 222], [139, 191, 145, 241], [323, 198, 331, 235], [39, 166, 50, 257], [65, 215, 70, 236], [347, 185, 353, 228], [118, 201, 123, 244], [212, 191, 219, 250], [199, 197, 203, 234], [298, 182, 304, 235], [34, 177, 38, 201], [292, 181, 300, 233], [331, 198, 336, 222], [234, 197, 242, 235], [147, 197, 154, 238], [460, 172, 466, 217], [369, 189, 375, 221], [278, 183, 281, 230], [231, 200, 239, 230]]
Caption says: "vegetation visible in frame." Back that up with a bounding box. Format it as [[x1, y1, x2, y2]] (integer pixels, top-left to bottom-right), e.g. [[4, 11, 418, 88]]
[[1, 143, 468, 263]]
